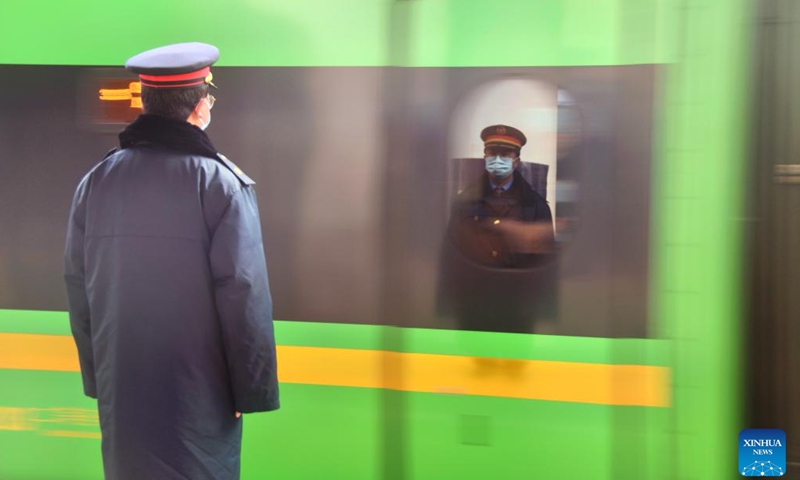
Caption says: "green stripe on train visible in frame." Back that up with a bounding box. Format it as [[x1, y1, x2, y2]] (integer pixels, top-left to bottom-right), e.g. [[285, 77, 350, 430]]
[[0, 0, 676, 67], [0, 369, 669, 480]]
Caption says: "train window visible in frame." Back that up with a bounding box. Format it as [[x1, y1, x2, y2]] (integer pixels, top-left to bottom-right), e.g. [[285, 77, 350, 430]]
[[438, 78, 582, 335]]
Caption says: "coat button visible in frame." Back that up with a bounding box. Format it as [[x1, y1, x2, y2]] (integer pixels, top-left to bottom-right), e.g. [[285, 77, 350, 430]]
[[473, 216, 478, 221], [493, 219, 500, 225], [492, 251, 498, 257]]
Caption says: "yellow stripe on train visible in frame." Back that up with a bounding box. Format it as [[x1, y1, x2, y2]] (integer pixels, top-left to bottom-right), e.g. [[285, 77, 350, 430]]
[[0, 333, 669, 407]]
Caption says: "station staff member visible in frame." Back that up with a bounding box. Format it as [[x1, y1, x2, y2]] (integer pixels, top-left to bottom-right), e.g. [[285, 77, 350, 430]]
[[64, 42, 279, 480]]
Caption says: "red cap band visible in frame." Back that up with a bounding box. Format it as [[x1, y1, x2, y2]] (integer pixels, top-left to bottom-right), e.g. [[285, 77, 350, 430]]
[[138, 67, 211, 88], [484, 134, 523, 148]]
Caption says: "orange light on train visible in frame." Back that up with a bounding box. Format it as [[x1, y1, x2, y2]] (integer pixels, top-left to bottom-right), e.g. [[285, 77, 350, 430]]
[[98, 82, 142, 109]]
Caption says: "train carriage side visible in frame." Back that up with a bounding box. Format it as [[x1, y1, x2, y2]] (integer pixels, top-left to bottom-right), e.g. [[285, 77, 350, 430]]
[[0, 1, 753, 479]]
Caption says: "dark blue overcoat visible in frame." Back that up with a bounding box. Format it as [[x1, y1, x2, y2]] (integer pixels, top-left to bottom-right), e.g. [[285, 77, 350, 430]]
[[64, 114, 279, 480]]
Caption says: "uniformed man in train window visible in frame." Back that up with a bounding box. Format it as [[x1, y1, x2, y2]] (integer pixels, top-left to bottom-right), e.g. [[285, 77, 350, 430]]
[[64, 43, 279, 480], [438, 125, 557, 334]]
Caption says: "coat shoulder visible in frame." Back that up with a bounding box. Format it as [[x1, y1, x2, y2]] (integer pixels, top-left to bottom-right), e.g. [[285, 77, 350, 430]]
[[214, 153, 255, 187]]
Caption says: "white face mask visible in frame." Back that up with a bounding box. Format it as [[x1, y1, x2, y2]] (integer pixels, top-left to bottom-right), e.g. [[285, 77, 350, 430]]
[[485, 156, 514, 179], [199, 114, 211, 131], [198, 98, 212, 130]]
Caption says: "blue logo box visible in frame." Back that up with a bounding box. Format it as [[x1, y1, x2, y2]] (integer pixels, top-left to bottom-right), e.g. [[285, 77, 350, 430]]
[[739, 429, 786, 476]]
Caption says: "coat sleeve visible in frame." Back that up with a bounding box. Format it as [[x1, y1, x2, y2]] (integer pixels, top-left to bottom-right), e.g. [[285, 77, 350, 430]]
[[209, 186, 280, 413], [64, 178, 97, 399]]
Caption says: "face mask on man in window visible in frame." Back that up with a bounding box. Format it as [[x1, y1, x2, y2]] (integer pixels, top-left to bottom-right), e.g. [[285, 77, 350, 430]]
[[485, 156, 515, 179]]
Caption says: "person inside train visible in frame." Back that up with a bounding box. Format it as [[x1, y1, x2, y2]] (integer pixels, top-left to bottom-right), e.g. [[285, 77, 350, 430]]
[[437, 124, 557, 335], [64, 42, 279, 480]]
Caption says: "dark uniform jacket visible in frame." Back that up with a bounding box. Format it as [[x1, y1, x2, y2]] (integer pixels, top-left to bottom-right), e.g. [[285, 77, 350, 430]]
[[64, 114, 279, 480], [438, 170, 558, 333]]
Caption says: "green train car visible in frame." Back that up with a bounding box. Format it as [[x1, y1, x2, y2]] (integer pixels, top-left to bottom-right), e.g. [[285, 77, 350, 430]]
[[0, 0, 759, 479]]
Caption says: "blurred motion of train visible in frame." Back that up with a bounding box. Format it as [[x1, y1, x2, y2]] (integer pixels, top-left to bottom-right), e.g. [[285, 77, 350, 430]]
[[1, 0, 798, 479]]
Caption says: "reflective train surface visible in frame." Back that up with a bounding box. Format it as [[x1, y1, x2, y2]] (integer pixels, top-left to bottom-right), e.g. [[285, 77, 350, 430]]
[[2, 0, 797, 479]]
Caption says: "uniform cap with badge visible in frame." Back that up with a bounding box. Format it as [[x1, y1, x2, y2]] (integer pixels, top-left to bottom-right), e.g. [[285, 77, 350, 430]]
[[125, 42, 219, 89], [481, 125, 527, 151]]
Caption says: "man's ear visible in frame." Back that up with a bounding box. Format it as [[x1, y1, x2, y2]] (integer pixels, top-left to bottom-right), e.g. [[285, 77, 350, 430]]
[[188, 99, 203, 122]]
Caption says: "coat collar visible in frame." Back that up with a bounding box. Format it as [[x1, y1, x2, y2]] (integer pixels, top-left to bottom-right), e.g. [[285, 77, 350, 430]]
[[119, 114, 218, 158]]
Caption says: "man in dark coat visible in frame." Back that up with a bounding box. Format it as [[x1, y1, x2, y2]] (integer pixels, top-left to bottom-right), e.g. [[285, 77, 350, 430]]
[[63, 43, 279, 480], [438, 125, 557, 334]]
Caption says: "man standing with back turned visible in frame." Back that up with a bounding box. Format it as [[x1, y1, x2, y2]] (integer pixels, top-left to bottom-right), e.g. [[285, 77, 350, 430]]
[[64, 43, 279, 480]]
